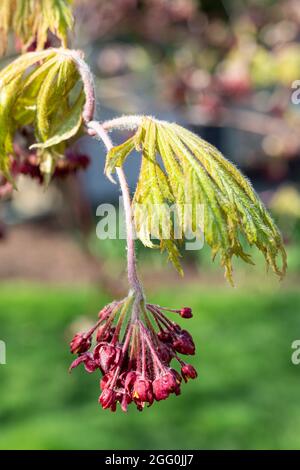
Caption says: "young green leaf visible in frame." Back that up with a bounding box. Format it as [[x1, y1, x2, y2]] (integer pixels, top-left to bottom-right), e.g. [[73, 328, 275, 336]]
[[40, 0, 74, 49], [36, 62, 62, 141], [105, 137, 136, 183], [0, 49, 56, 86], [105, 125, 144, 182], [0, 49, 85, 183], [31, 91, 85, 149], [0, 75, 23, 179], [104, 117, 287, 283]]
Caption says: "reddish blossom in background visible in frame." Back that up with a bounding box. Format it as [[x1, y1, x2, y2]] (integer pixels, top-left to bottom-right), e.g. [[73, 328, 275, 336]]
[[10, 142, 90, 183], [69, 297, 198, 412], [14, 32, 59, 53], [0, 175, 13, 200]]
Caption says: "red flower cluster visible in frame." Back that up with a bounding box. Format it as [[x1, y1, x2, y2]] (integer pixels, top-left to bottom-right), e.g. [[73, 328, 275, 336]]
[[69, 298, 198, 412], [11, 148, 90, 182]]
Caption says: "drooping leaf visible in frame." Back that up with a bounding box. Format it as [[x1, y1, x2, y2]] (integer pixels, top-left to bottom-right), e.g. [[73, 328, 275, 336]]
[[54, 57, 79, 98], [105, 125, 144, 182], [104, 117, 287, 283], [13, 56, 60, 125], [38, 149, 57, 187], [0, 49, 85, 184], [0, 49, 56, 86], [105, 138, 136, 183], [36, 61, 62, 141], [0, 75, 23, 179], [133, 119, 176, 258], [31, 91, 85, 149], [39, 0, 74, 49]]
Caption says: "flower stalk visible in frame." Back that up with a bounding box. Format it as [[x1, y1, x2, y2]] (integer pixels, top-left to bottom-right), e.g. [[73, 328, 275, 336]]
[[86, 120, 144, 303], [66, 48, 144, 301]]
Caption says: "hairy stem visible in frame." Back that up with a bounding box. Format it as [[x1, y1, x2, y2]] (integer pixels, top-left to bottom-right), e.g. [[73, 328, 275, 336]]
[[57, 48, 96, 122], [102, 115, 143, 132], [65, 49, 144, 306], [87, 121, 144, 301]]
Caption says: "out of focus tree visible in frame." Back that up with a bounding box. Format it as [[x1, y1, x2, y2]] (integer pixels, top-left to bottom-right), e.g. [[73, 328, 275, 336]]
[[73, 0, 300, 182]]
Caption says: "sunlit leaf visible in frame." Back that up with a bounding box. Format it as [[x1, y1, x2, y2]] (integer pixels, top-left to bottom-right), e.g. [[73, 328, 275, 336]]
[[36, 62, 62, 141], [104, 117, 287, 283], [0, 49, 56, 86], [105, 138, 136, 183], [0, 49, 84, 184], [31, 91, 85, 149], [0, 75, 23, 179]]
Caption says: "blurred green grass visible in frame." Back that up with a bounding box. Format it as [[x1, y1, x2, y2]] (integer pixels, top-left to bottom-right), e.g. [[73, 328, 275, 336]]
[[0, 282, 300, 450]]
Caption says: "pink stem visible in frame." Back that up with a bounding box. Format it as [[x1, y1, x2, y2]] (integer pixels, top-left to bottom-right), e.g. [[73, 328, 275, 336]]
[[57, 49, 96, 123], [139, 322, 166, 373], [66, 50, 144, 309], [87, 121, 143, 301]]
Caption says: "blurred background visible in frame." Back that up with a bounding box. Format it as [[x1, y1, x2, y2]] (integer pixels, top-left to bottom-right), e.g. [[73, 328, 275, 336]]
[[0, 0, 300, 450]]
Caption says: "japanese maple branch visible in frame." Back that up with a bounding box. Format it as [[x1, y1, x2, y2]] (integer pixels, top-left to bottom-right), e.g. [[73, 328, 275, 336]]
[[65, 49, 144, 301], [87, 121, 143, 301]]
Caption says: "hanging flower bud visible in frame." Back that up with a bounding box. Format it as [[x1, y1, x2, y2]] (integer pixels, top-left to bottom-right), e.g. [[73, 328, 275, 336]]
[[173, 330, 195, 355], [96, 325, 115, 343], [99, 389, 117, 411], [181, 363, 198, 382], [157, 330, 172, 343], [179, 307, 193, 319], [94, 343, 122, 373], [153, 369, 181, 401], [133, 376, 154, 405], [70, 333, 91, 354]]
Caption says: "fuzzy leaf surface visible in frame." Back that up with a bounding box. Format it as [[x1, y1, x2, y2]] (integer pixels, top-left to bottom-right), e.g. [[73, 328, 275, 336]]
[[104, 117, 287, 283]]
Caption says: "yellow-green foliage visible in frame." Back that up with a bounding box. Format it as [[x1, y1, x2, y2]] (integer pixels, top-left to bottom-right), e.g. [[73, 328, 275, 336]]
[[0, 45, 287, 283], [105, 117, 287, 283], [0, 49, 84, 181], [0, 0, 73, 55]]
